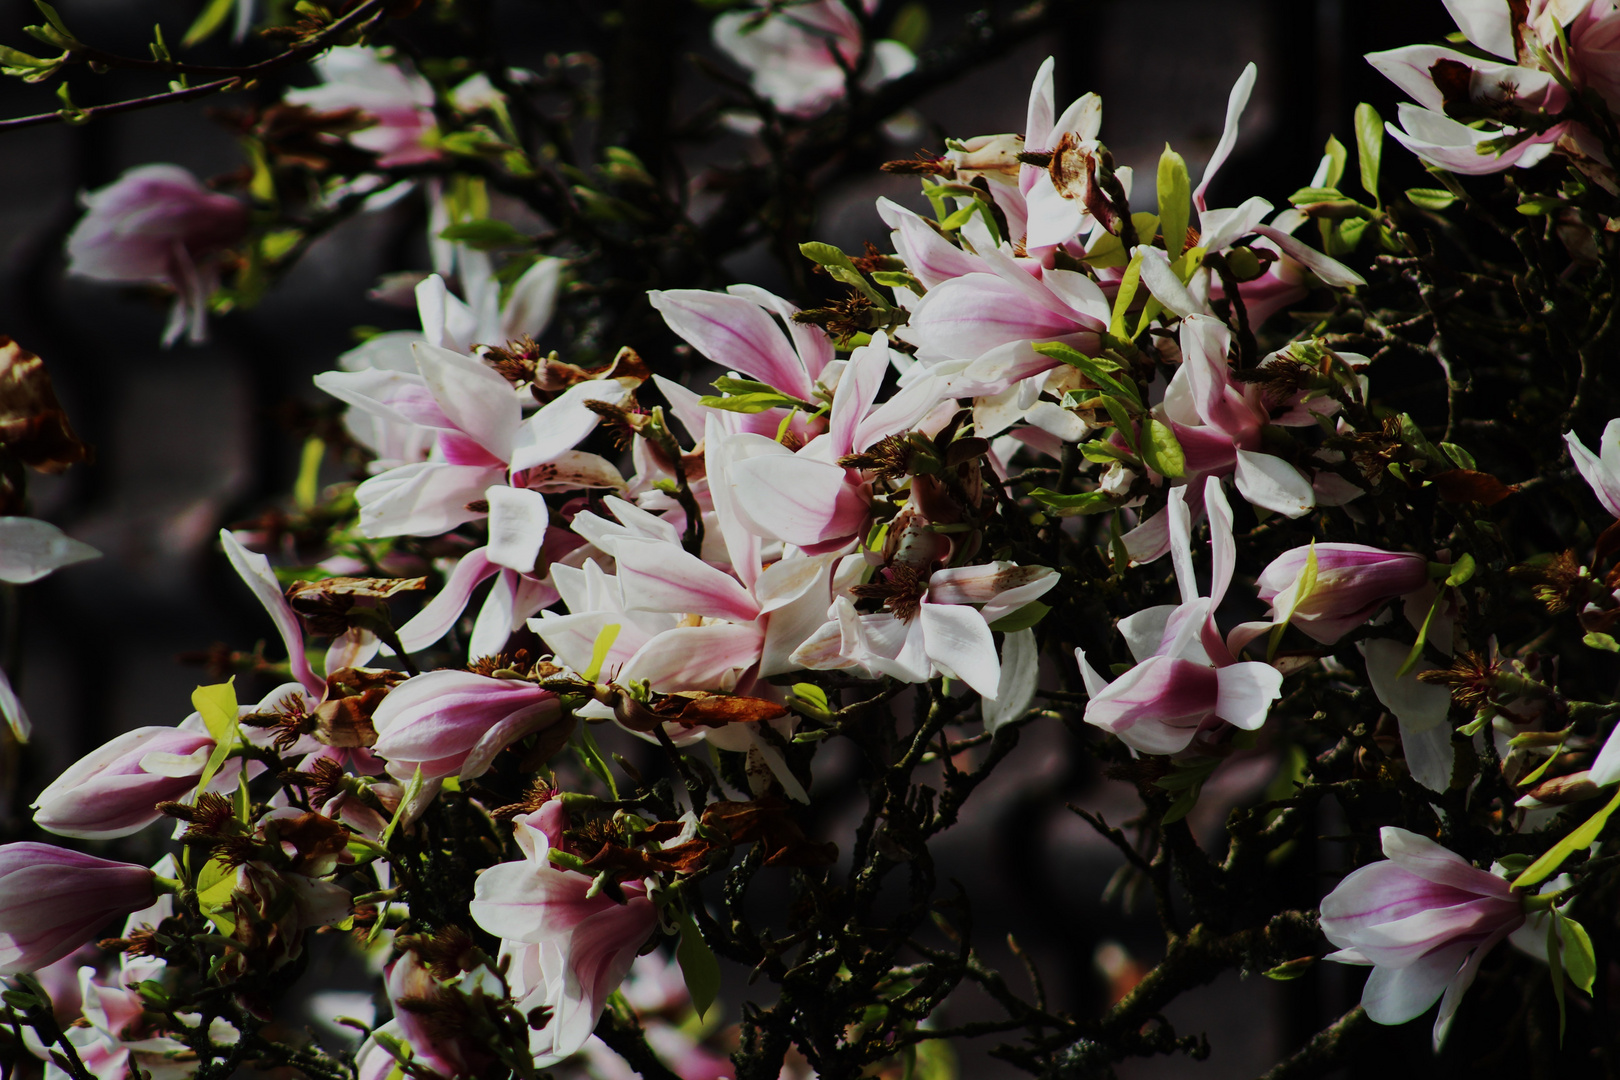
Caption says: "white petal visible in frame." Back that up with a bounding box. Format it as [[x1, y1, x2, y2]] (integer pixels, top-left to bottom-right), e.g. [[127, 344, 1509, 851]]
[[1233, 450, 1316, 518], [920, 603, 1000, 700], [485, 486, 550, 573], [983, 629, 1038, 732], [413, 341, 521, 461], [1360, 638, 1455, 793], [0, 518, 99, 584], [1214, 661, 1284, 730]]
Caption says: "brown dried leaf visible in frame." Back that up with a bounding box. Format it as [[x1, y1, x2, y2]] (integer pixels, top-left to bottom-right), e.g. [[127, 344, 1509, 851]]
[[0, 338, 91, 474], [1430, 469, 1515, 505]]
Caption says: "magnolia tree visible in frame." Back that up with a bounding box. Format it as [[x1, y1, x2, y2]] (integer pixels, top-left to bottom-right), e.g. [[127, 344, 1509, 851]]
[[2, 0, 1620, 1077]]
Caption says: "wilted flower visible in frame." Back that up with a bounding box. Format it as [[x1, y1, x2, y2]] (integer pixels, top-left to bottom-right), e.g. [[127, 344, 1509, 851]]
[[65, 165, 249, 346], [1320, 827, 1525, 1048], [0, 844, 157, 975]]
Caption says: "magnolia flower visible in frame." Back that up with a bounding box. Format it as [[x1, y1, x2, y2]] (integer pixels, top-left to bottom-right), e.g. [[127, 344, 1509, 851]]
[[284, 46, 438, 167], [65, 165, 248, 346], [470, 804, 659, 1066], [1565, 417, 1620, 518], [793, 558, 1057, 706], [1078, 478, 1283, 755], [712, 0, 914, 118], [1367, 0, 1572, 175], [31, 718, 246, 839], [370, 670, 564, 781], [1320, 826, 1525, 1048], [315, 281, 632, 543], [1256, 544, 1431, 644], [1122, 316, 1321, 562], [0, 844, 156, 975]]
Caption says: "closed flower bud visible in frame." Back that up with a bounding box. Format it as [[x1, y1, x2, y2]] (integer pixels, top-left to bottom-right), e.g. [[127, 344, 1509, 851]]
[[31, 721, 237, 840], [0, 844, 156, 975], [1257, 543, 1430, 644], [371, 671, 563, 781]]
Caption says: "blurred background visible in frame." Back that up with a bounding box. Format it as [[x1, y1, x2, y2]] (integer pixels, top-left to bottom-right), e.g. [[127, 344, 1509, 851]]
[[0, 1, 1467, 1076]]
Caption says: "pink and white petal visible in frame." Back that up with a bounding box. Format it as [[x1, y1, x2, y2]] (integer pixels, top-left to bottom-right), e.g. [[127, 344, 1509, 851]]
[[486, 486, 551, 573], [730, 450, 867, 547], [759, 562, 836, 678], [1441, 0, 1515, 57], [471, 570, 520, 658], [220, 529, 321, 698], [1118, 605, 1179, 663], [1377, 826, 1514, 897], [413, 342, 521, 460], [1252, 225, 1366, 288], [325, 628, 380, 674], [919, 603, 1000, 700], [356, 461, 497, 538], [648, 290, 815, 400], [1359, 940, 1472, 1026], [1204, 475, 1238, 608], [1213, 661, 1284, 730], [1193, 62, 1257, 211], [983, 628, 1038, 732], [459, 699, 565, 779], [1135, 246, 1206, 318], [395, 548, 498, 652], [704, 415, 763, 588], [727, 284, 833, 383], [879, 198, 985, 287], [1565, 423, 1620, 517], [1233, 450, 1316, 518], [509, 379, 632, 474], [611, 538, 760, 623], [1431, 924, 1516, 1050], [828, 332, 892, 457], [619, 623, 766, 693]]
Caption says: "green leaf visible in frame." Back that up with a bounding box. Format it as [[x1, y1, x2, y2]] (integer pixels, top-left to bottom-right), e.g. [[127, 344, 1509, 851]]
[[294, 436, 324, 511], [1439, 441, 1476, 470], [583, 624, 620, 682], [1139, 418, 1185, 479], [1028, 488, 1115, 516], [1406, 187, 1457, 211], [871, 270, 922, 292], [1559, 913, 1597, 995], [438, 219, 527, 249], [195, 854, 239, 934], [798, 242, 885, 305], [191, 679, 239, 798], [0, 43, 53, 68], [1110, 252, 1143, 340], [32, 0, 74, 40], [888, 2, 930, 51], [1263, 957, 1315, 981], [1079, 441, 1134, 465], [1099, 396, 1138, 453], [789, 683, 829, 715], [1288, 186, 1352, 206], [1513, 785, 1620, 889], [1353, 103, 1383, 201], [182, 0, 236, 46], [1517, 197, 1566, 215], [674, 908, 720, 1022], [1157, 145, 1191, 258], [1032, 342, 1138, 405], [1445, 553, 1476, 587], [988, 601, 1050, 633], [697, 391, 804, 413], [1321, 134, 1348, 190], [379, 765, 424, 852], [1584, 632, 1620, 652], [574, 722, 618, 799]]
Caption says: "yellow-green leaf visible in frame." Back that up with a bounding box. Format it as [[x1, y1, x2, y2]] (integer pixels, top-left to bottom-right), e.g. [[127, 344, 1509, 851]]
[[1514, 785, 1620, 889], [191, 679, 238, 797], [1156, 145, 1190, 258]]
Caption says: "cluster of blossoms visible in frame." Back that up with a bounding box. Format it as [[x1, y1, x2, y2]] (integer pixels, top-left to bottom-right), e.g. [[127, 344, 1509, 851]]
[[11, 0, 1620, 1076]]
